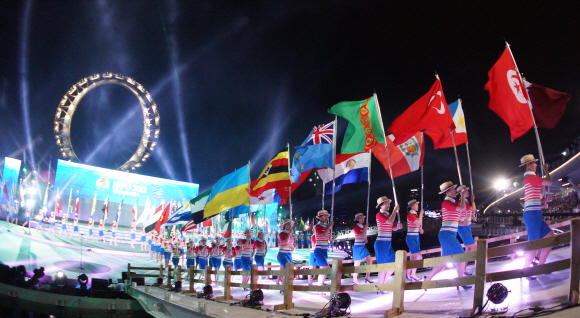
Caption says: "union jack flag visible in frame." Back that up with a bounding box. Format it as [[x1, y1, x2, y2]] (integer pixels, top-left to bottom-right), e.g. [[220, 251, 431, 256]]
[[306, 121, 334, 145]]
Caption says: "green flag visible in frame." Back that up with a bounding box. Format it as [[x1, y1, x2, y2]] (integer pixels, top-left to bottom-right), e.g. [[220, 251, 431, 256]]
[[328, 95, 385, 154]]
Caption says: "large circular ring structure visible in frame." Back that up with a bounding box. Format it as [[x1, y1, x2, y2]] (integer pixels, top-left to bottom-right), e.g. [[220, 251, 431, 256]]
[[53, 73, 160, 172]]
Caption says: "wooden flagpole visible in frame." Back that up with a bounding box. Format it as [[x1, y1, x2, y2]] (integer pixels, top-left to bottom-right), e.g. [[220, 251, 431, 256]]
[[373, 93, 400, 222], [366, 149, 372, 220], [287, 143, 293, 219]]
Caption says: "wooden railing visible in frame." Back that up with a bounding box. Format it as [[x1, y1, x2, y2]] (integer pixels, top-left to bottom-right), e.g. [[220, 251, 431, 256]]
[[127, 218, 580, 317]]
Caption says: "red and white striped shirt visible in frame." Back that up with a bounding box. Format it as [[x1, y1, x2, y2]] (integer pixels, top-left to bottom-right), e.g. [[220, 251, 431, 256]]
[[278, 230, 294, 254], [524, 172, 543, 212], [314, 223, 331, 249], [187, 245, 196, 258], [441, 197, 460, 232], [353, 224, 366, 245], [376, 211, 393, 241], [234, 245, 242, 260], [197, 245, 209, 258], [310, 235, 316, 252], [407, 211, 420, 236], [254, 240, 267, 256], [223, 246, 235, 259], [239, 239, 255, 257]]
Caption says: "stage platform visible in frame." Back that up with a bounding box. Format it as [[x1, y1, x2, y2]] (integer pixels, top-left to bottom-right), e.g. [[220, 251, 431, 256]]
[[1, 220, 579, 317]]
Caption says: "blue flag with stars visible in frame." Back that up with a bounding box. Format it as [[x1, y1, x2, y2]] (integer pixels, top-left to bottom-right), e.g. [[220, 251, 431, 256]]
[[290, 121, 334, 183]]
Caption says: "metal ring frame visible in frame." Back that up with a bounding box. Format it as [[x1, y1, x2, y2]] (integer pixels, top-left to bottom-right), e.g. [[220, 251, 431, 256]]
[[53, 73, 160, 172]]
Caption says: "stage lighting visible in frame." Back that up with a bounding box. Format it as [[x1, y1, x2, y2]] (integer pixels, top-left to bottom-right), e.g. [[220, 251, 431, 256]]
[[446, 263, 454, 269], [487, 283, 509, 304], [516, 251, 525, 257], [173, 281, 182, 292], [494, 179, 509, 190], [331, 293, 351, 309], [54, 271, 67, 287], [249, 289, 264, 302], [77, 273, 88, 290]]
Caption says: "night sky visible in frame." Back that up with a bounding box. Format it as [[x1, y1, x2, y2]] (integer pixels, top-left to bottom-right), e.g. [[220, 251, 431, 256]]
[[1, 1, 579, 222]]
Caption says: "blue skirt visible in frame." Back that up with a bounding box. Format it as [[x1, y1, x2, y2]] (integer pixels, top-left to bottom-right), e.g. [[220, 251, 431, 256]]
[[353, 244, 370, 261], [148, 239, 152, 244], [186, 258, 196, 269], [172, 257, 179, 266], [50, 222, 54, 228], [61, 224, 67, 230], [223, 259, 233, 268], [164, 251, 171, 260], [374, 240, 395, 264], [159, 247, 165, 254], [74, 226, 79, 232], [523, 210, 551, 241], [254, 255, 265, 267], [406, 235, 421, 254], [141, 236, 146, 242], [131, 233, 136, 240], [89, 229, 93, 235], [112, 232, 116, 237], [241, 256, 252, 271], [211, 257, 222, 269], [26, 216, 30, 222], [99, 230, 104, 237], [13, 213, 18, 218], [313, 248, 328, 267], [457, 225, 475, 245], [309, 251, 317, 266], [198, 258, 208, 270], [277, 252, 292, 269], [234, 258, 243, 270], [439, 231, 465, 256]]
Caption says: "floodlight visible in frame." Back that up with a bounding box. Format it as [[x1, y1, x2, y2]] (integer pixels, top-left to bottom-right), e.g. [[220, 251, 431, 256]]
[[494, 179, 509, 190], [487, 283, 509, 304]]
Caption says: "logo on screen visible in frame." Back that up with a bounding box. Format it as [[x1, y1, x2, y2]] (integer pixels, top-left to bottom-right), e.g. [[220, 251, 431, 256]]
[[96, 177, 110, 192], [152, 186, 164, 199]]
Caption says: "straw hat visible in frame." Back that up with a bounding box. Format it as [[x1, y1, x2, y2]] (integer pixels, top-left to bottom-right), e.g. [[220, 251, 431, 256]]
[[376, 196, 392, 208], [200, 236, 207, 241], [226, 237, 232, 242], [258, 229, 265, 234], [244, 228, 251, 234], [456, 185, 469, 193], [282, 219, 294, 227], [316, 210, 330, 218], [439, 181, 457, 194], [407, 199, 419, 207], [520, 154, 539, 167], [354, 213, 365, 220]]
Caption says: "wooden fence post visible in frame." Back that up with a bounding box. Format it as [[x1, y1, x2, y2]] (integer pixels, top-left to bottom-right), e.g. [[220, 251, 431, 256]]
[[471, 239, 488, 316], [189, 265, 194, 292], [166, 265, 172, 288], [159, 264, 164, 280], [267, 262, 272, 279], [127, 263, 131, 284], [176, 266, 182, 283], [205, 266, 211, 286], [569, 218, 580, 304], [251, 264, 259, 291], [283, 263, 294, 309], [217, 265, 232, 301], [386, 250, 406, 318], [509, 230, 516, 260], [330, 259, 342, 299]]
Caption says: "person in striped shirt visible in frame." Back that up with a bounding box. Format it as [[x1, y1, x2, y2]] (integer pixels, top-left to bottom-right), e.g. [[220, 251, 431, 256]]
[[352, 213, 373, 285], [520, 154, 553, 279], [406, 199, 423, 282], [210, 237, 225, 282], [233, 241, 243, 271], [457, 185, 477, 275], [255, 230, 268, 283], [223, 238, 235, 270], [276, 219, 296, 285], [308, 234, 316, 285], [314, 210, 333, 286], [424, 181, 471, 290], [197, 237, 210, 272], [239, 228, 256, 288], [375, 196, 402, 292]]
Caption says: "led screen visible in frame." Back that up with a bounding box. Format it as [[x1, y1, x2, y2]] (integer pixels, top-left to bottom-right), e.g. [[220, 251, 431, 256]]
[[1, 157, 21, 205]]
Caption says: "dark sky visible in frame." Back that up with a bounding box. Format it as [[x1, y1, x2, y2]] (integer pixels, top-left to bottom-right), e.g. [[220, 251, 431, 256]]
[[1, 1, 579, 222]]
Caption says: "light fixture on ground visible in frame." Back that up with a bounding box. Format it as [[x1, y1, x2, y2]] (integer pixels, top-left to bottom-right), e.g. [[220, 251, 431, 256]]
[[54, 271, 67, 287], [77, 273, 88, 290]]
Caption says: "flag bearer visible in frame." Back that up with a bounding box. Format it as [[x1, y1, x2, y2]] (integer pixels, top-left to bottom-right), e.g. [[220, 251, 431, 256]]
[[239, 228, 256, 288], [374, 196, 401, 293], [352, 213, 373, 284], [314, 210, 333, 286], [110, 220, 118, 246], [210, 237, 225, 282], [130, 221, 137, 249], [59, 213, 69, 237], [406, 200, 423, 281], [87, 218, 95, 242], [98, 219, 106, 243], [140, 226, 147, 251], [255, 230, 268, 282], [276, 219, 295, 286]]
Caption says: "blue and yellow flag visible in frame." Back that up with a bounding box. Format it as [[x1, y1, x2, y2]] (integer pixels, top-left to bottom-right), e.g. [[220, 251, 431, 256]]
[[204, 165, 249, 219]]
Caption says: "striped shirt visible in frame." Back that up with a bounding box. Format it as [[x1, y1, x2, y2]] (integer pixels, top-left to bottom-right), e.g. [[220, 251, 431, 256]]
[[376, 211, 393, 241], [524, 172, 543, 212], [407, 211, 420, 236], [239, 239, 255, 257], [463, 203, 473, 224], [234, 246, 242, 260], [353, 224, 366, 245], [197, 245, 209, 259], [210, 245, 225, 257], [187, 246, 196, 258], [278, 230, 294, 254], [223, 246, 235, 259], [254, 239, 267, 256], [310, 235, 316, 252], [441, 197, 460, 232], [314, 223, 331, 249]]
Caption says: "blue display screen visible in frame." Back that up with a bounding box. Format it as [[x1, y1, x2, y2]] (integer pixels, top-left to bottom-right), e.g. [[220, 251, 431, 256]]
[[1, 157, 21, 205], [53, 160, 199, 205]]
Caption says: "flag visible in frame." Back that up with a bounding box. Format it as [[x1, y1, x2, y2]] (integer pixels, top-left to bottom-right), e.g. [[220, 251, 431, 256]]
[[290, 122, 334, 183], [328, 95, 386, 154], [202, 218, 213, 228], [67, 189, 73, 217], [318, 152, 370, 194], [190, 189, 212, 224], [250, 188, 282, 206], [524, 80, 571, 129], [135, 197, 150, 225], [2, 182, 8, 202], [181, 221, 196, 232], [102, 194, 109, 220], [11, 182, 15, 206], [387, 78, 455, 147], [250, 149, 291, 202], [89, 192, 97, 219], [299, 218, 305, 231], [203, 165, 249, 219], [115, 196, 124, 224], [145, 202, 165, 232], [374, 132, 424, 178], [222, 219, 232, 238], [431, 99, 468, 149], [131, 202, 138, 222], [42, 185, 49, 211], [154, 203, 171, 233], [166, 202, 193, 226], [291, 168, 324, 203], [55, 188, 62, 215], [74, 197, 79, 219], [485, 46, 533, 141]]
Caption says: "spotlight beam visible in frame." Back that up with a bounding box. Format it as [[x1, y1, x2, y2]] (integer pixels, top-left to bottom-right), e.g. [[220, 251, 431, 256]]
[[19, 0, 35, 168]]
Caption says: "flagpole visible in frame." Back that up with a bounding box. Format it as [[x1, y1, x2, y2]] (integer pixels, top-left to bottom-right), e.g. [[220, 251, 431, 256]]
[[373, 93, 399, 222], [420, 133, 424, 232], [330, 115, 337, 221], [366, 149, 372, 220], [322, 182, 325, 209], [450, 129, 463, 185], [287, 142, 293, 219], [460, 99, 475, 194], [505, 41, 546, 176]]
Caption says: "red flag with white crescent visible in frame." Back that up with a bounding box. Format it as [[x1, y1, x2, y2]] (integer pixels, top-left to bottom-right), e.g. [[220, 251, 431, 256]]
[[55, 189, 62, 215]]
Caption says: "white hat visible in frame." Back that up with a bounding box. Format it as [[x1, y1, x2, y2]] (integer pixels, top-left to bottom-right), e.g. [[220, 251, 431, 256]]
[[456, 185, 469, 193], [282, 219, 294, 226], [200, 236, 207, 241], [407, 199, 419, 207], [244, 228, 251, 234], [354, 213, 365, 221], [376, 196, 392, 208], [439, 181, 457, 194], [316, 210, 330, 218], [520, 154, 539, 167]]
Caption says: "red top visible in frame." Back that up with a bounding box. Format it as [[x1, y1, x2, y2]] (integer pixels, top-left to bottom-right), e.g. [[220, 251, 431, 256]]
[[524, 172, 543, 211], [234, 245, 242, 259], [353, 224, 366, 245], [376, 212, 393, 241], [441, 198, 460, 232], [239, 239, 256, 257], [314, 223, 331, 249]]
